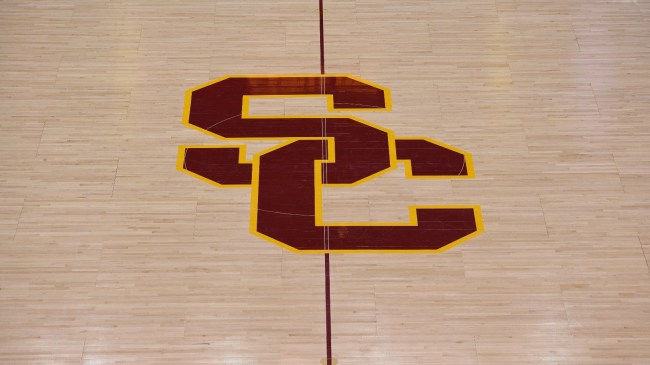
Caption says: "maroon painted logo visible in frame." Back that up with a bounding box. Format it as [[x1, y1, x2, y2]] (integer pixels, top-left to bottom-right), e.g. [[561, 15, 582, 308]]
[[178, 75, 482, 253]]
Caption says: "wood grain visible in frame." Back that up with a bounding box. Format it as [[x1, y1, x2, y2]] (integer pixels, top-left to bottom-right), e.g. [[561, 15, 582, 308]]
[[1, 0, 649, 364]]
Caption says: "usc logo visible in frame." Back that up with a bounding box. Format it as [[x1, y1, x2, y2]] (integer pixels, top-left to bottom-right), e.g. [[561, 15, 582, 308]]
[[178, 75, 482, 253]]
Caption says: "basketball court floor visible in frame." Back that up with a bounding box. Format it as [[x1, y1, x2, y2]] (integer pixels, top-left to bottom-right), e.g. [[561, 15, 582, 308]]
[[1, 1, 650, 364]]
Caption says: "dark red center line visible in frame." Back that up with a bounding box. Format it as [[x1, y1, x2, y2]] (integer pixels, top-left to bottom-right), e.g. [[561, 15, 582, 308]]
[[324, 254, 332, 365], [319, 0, 326, 75], [319, 1, 332, 364]]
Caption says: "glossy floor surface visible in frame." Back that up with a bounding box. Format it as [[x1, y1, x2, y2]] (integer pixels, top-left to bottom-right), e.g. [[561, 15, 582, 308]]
[[2, 1, 650, 364]]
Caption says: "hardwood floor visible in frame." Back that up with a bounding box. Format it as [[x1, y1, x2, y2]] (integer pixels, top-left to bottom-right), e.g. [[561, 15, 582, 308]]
[[1, 1, 649, 364]]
